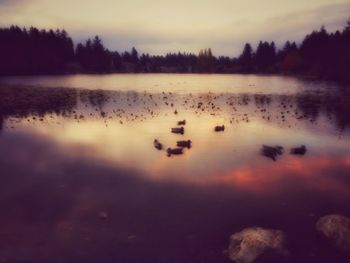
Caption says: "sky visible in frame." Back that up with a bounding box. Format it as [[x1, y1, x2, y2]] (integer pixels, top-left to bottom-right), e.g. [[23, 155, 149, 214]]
[[0, 0, 350, 56]]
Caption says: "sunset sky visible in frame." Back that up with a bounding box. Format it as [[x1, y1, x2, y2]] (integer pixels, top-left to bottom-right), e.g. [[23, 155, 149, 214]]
[[1, 0, 349, 56]]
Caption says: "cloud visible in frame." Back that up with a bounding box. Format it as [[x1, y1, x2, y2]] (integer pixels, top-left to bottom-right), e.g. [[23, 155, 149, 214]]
[[0, 0, 28, 7], [0, 0, 349, 56], [0, 0, 18, 4], [0, 0, 37, 20], [69, 1, 350, 56]]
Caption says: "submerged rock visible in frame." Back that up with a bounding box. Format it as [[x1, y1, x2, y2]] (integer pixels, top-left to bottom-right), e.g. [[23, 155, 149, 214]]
[[261, 145, 284, 161], [228, 227, 288, 263], [290, 145, 307, 155], [98, 211, 108, 219], [316, 214, 350, 250]]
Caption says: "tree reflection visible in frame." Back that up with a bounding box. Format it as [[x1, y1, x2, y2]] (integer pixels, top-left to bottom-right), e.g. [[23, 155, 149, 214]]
[[0, 85, 350, 133], [0, 86, 78, 128]]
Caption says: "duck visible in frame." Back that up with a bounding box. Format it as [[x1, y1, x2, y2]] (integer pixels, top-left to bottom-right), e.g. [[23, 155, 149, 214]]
[[171, 127, 184, 134], [167, 147, 183, 157], [153, 139, 163, 150], [290, 145, 306, 155], [177, 140, 192, 149], [214, 125, 225, 132], [261, 145, 284, 161]]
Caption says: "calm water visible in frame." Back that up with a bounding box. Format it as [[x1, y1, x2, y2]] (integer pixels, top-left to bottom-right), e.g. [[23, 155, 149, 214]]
[[0, 74, 349, 263], [0, 73, 341, 93]]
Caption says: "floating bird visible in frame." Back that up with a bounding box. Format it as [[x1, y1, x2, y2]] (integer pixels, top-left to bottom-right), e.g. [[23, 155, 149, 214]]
[[177, 140, 192, 149], [167, 147, 183, 157], [214, 125, 225, 132], [261, 145, 284, 161], [153, 139, 163, 150], [171, 127, 184, 135], [290, 145, 307, 155]]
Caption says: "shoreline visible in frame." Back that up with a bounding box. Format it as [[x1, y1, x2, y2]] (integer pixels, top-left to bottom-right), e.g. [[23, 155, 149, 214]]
[[1, 72, 348, 87]]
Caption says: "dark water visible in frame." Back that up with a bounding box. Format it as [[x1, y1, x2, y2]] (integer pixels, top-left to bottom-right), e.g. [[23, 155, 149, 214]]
[[0, 74, 350, 263]]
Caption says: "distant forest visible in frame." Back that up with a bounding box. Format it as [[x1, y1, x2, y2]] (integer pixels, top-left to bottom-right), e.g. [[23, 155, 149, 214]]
[[0, 19, 349, 82]]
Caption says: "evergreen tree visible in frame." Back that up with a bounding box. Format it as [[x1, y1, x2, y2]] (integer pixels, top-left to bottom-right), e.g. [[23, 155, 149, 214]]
[[238, 43, 254, 73]]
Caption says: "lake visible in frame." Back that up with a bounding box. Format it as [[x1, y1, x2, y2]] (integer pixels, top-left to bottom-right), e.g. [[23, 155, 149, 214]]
[[0, 74, 349, 263]]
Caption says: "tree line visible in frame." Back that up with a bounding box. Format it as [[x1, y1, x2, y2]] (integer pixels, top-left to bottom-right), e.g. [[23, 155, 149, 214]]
[[0, 26, 74, 75], [0, 19, 349, 82], [237, 23, 350, 82]]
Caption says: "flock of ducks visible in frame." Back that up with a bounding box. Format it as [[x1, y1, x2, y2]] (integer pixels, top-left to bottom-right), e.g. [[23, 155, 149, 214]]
[[154, 121, 307, 160], [154, 120, 225, 157], [154, 119, 192, 157]]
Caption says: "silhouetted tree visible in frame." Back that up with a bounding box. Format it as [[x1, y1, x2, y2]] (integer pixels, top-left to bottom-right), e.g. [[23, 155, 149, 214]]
[[131, 47, 139, 63], [345, 19, 350, 32], [111, 51, 122, 71], [255, 41, 276, 72], [197, 48, 215, 72], [76, 36, 112, 72], [215, 56, 234, 73], [1, 19, 350, 82], [0, 25, 74, 75], [238, 43, 254, 73]]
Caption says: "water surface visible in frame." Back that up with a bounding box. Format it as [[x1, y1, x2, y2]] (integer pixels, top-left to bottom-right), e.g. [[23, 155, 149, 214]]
[[0, 73, 340, 93], [0, 74, 349, 263]]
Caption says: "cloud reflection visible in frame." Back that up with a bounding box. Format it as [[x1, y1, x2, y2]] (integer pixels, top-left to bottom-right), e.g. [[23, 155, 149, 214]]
[[1, 120, 350, 262], [220, 155, 350, 196]]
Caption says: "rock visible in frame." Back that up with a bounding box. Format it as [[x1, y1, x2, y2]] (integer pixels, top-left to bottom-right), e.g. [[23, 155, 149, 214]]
[[290, 145, 307, 155], [316, 214, 350, 250], [228, 227, 288, 263], [261, 145, 284, 161]]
